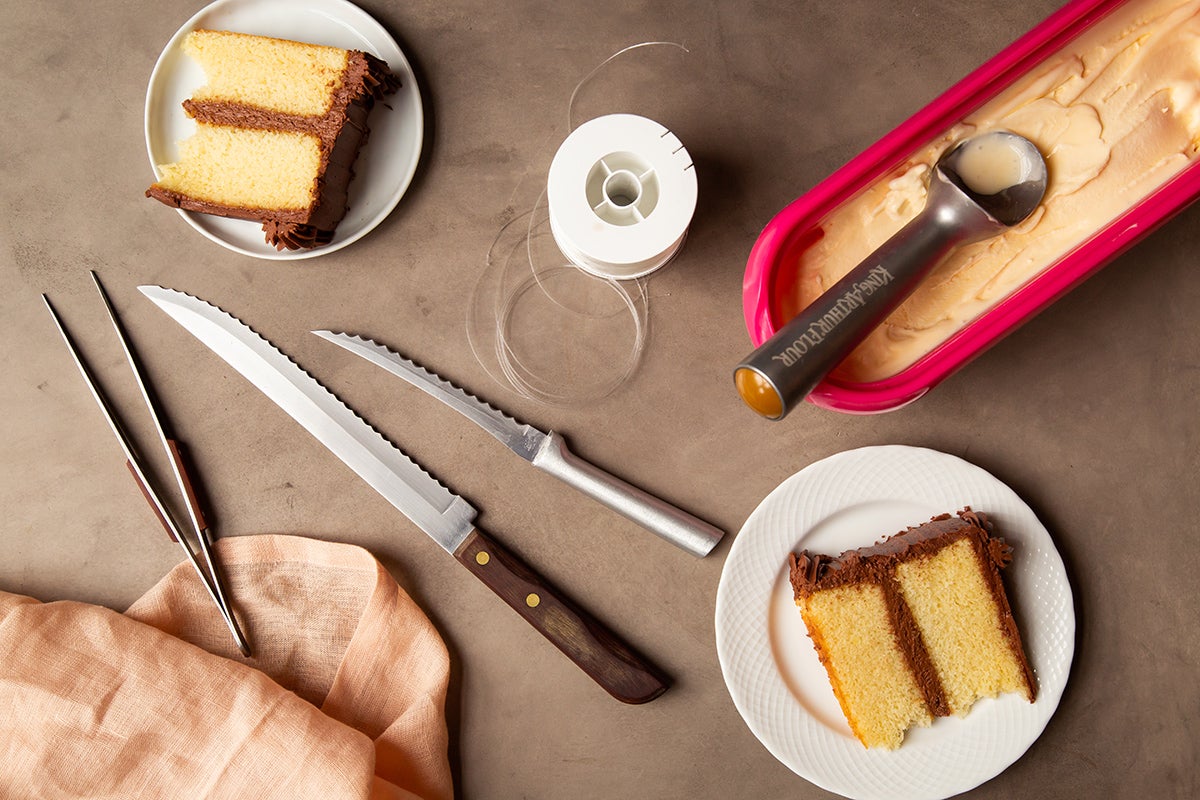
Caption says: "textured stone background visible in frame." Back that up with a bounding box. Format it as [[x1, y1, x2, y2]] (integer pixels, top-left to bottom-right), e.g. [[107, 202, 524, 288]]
[[2, 1, 1196, 797]]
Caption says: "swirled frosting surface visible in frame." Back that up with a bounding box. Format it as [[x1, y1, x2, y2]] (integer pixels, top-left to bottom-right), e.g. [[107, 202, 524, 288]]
[[797, 0, 1200, 382]]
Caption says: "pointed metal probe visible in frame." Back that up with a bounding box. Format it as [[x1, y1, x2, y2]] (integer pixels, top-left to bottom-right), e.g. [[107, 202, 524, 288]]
[[42, 289, 251, 657], [89, 272, 248, 655]]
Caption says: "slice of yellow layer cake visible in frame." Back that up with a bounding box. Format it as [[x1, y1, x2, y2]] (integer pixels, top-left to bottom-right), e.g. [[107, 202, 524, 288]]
[[788, 509, 1035, 749], [147, 30, 399, 250]]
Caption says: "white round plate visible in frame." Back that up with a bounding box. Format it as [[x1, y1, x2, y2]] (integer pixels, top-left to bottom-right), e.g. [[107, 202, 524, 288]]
[[144, 0, 423, 260], [715, 445, 1074, 800]]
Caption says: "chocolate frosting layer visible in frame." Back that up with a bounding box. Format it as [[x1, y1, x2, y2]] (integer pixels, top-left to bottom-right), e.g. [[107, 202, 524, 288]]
[[788, 508, 1036, 722], [147, 45, 400, 250]]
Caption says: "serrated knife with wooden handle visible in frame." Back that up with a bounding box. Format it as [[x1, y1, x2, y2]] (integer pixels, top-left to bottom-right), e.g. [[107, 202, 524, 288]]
[[311, 331, 725, 558], [139, 285, 668, 705]]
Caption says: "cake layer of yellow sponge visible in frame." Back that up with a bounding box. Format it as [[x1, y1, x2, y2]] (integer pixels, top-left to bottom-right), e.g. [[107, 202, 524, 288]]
[[184, 29, 349, 117], [800, 582, 933, 749], [896, 536, 1035, 715], [153, 122, 321, 211]]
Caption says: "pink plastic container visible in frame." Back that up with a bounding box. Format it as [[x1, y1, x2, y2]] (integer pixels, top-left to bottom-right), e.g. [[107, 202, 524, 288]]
[[742, 0, 1200, 413]]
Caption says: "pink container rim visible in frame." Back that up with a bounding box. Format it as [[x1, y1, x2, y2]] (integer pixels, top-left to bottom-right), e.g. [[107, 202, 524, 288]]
[[743, 0, 1200, 414]]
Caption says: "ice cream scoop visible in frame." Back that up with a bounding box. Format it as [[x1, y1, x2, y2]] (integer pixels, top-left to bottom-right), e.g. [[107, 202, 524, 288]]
[[734, 130, 1047, 419]]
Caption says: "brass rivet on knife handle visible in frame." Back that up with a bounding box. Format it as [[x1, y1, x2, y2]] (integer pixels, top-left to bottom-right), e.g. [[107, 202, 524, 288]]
[[455, 529, 670, 705]]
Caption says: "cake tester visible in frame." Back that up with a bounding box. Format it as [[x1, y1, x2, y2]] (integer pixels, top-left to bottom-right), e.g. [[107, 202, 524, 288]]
[[89, 271, 247, 650], [43, 282, 251, 657], [734, 130, 1048, 420]]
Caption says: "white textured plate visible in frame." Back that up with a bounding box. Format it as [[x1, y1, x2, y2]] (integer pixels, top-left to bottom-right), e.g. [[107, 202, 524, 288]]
[[715, 445, 1074, 800], [144, 0, 423, 260]]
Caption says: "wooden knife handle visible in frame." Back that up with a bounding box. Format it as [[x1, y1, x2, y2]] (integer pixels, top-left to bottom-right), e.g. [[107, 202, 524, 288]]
[[454, 528, 670, 704]]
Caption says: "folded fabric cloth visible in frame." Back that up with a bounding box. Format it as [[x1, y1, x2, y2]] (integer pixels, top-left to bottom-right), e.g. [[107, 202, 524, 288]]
[[0, 534, 452, 800]]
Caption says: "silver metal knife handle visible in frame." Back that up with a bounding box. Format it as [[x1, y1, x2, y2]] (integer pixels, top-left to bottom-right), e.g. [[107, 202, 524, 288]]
[[532, 432, 724, 557]]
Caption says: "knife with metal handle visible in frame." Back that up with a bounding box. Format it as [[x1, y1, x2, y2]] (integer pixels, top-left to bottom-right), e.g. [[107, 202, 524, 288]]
[[139, 286, 668, 704], [311, 331, 725, 558]]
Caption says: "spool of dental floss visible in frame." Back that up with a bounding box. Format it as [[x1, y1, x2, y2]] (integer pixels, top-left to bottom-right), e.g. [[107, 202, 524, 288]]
[[467, 43, 696, 405], [547, 113, 698, 280]]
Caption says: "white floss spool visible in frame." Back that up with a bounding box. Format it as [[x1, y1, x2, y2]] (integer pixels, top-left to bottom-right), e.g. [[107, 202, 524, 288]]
[[467, 43, 695, 406], [546, 113, 698, 281]]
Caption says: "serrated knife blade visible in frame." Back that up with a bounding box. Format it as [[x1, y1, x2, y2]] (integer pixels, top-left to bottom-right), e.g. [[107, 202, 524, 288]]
[[316, 333, 544, 461], [139, 286, 669, 704], [139, 285, 475, 552], [312, 330, 724, 558]]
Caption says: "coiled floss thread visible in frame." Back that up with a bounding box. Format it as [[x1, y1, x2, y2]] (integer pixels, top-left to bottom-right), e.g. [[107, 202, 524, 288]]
[[467, 43, 697, 405]]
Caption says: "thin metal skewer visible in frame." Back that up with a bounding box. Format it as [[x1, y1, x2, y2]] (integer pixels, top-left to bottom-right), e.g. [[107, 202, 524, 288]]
[[42, 293, 251, 657], [88, 272, 249, 656]]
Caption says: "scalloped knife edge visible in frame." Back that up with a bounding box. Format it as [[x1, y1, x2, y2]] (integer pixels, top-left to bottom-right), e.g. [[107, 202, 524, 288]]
[[312, 330, 725, 558], [138, 285, 475, 551], [138, 285, 671, 704]]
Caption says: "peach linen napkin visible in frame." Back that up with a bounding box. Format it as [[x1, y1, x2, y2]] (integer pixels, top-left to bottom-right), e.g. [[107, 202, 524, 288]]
[[0, 534, 452, 800]]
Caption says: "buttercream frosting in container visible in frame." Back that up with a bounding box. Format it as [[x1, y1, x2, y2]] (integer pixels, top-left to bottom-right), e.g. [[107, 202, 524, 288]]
[[743, 0, 1200, 412]]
